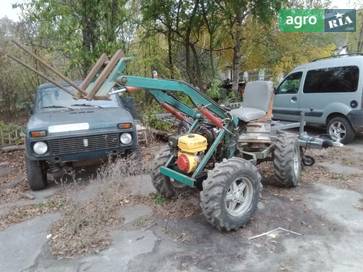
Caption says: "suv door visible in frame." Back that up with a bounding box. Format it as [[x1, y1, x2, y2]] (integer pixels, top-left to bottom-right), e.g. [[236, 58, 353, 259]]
[[273, 71, 303, 121]]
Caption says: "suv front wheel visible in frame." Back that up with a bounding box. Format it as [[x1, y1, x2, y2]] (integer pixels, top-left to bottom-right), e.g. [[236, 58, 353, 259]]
[[327, 116, 355, 144], [25, 157, 47, 190]]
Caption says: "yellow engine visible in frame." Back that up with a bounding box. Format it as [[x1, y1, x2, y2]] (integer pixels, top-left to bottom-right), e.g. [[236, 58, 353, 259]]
[[176, 134, 208, 173]]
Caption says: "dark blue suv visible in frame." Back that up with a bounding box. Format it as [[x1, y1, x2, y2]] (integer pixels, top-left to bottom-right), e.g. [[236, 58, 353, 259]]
[[25, 83, 137, 190]]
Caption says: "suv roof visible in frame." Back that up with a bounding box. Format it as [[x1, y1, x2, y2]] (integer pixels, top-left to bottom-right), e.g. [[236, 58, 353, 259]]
[[292, 55, 363, 72], [37, 80, 82, 91]]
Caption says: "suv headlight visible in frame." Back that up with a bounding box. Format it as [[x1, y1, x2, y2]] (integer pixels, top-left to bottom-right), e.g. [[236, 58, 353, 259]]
[[120, 133, 132, 145], [33, 141, 48, 155]]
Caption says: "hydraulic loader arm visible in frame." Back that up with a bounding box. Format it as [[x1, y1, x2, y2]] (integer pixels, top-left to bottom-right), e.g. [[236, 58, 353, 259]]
[[118, 75, 228, 119], [84, 53, 228, 120]]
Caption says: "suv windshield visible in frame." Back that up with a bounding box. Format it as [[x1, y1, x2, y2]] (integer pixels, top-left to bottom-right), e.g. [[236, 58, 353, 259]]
[[36, 87, 119, 111]]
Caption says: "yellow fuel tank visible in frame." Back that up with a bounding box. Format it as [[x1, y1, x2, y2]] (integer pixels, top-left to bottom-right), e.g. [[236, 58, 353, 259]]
[[178, 134, 208, 154]]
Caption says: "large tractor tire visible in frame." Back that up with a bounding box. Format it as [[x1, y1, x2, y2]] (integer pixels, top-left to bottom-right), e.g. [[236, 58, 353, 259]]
[[151, 146, 189, 198], [272, 132, 301, 187], [200, 157, 261, 231], [26, 157, 47, 190]]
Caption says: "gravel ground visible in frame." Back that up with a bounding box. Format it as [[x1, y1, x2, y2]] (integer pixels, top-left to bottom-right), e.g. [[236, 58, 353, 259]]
[[1, 136, 363, 271]]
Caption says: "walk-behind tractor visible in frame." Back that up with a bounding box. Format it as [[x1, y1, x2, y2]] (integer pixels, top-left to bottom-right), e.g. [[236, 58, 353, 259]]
[[5, 47, 340, 231]]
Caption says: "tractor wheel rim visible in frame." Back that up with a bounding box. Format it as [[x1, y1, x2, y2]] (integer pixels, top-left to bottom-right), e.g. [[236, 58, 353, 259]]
[[224, 177, 253, 217], [293, 145, 300, 177], [329, 121, 346, 142]]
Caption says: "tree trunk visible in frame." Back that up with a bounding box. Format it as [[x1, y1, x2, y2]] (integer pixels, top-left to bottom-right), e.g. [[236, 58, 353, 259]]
[[80, 0, 99, 75], [209, 34, 215, 77], [232, 17, 242, 92], [107, 0, 118, 43], [167, 31, 174, 78], [358, 20, 363, 52], [185, 36, 192, 83], [191, 43, 202, 88], [184, 0, 199, 85]]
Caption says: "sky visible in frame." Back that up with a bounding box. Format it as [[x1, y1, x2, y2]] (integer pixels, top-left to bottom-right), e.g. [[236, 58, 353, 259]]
[[0, 0, 361, 22]]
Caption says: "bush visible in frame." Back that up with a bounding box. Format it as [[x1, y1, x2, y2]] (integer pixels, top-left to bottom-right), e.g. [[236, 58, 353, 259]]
[[0, 121, 24, 145]]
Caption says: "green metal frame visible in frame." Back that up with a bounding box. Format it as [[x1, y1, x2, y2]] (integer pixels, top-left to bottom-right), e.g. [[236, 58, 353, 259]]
[[91, 57, 237, 187]]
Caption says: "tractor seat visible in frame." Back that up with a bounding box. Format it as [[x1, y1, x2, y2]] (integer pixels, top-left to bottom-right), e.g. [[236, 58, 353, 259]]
[[230, 81, 274, 122]]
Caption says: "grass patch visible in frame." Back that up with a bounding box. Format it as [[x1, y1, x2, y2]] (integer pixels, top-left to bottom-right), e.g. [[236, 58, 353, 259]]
[[153, 193, 167, 205], [49, 156, 148, 257]]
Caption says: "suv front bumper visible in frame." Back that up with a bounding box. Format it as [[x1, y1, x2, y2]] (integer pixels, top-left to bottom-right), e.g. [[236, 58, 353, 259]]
[[26, 130, 137, 162]]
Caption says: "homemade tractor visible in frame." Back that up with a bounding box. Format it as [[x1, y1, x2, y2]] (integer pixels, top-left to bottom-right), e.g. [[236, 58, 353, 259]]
[[5, 46, 339, 231]]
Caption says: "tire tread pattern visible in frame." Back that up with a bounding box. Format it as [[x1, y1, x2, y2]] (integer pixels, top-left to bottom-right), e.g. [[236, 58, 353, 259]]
[[200, 157, 261, 231], [272, 132, 301, 187]]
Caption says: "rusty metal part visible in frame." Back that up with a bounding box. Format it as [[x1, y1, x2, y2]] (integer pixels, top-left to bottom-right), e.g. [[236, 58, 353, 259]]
[[80, 53, 109, 92], [11, 40, 87, 97], [125, 86, 142, 92], [6, 53, 75, 96], [161, 102, 187, 122], [87, 50, 124, 99], [198, 106, 224, 128]]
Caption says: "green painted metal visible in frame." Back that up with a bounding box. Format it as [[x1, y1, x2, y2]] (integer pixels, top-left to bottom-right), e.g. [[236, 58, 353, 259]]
[[188, 118, 200, 133], [120, 76, 227, 118], [150, 90, 198, 118], [160, 166, 195, 187], [192, 129, 226, 179], [97, 57, 131, 95]]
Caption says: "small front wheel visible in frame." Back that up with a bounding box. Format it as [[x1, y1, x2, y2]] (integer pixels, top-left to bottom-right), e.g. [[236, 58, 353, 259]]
[[200, 157, 261, 231]]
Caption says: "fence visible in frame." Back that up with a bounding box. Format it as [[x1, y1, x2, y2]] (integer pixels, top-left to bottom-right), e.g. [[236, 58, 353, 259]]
[[0, 123, 25, 146]]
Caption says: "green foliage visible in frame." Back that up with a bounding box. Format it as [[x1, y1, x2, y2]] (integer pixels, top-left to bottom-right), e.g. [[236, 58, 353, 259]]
[[0, 18, 38, 117], [153, 193, 167, 205], [19, 0, 137, 75], [0, 121, 24, 145], [142, 104, 173, 131], [206, 79, 222, 101]]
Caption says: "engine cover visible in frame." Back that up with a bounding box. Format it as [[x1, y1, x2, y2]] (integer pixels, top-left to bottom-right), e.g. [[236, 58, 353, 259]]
[[176, 134, 208, 173], [177, 134, 208, 153]]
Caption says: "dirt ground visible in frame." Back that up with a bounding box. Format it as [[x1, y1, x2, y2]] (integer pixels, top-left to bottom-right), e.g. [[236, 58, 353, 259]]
[[1, 132, 363, 271]]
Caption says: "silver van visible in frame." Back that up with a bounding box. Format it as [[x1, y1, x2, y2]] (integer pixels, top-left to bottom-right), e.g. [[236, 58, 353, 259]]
[[273, 55, 363, 144]]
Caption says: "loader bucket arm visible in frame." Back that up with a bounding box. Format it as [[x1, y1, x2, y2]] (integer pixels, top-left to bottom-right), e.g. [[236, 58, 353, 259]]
[[86, 55, 228, 120], [119, 76, 228, 119]]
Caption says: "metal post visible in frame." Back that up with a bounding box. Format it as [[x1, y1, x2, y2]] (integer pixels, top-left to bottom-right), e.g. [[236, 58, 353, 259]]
[[299, 111, 305, 136]]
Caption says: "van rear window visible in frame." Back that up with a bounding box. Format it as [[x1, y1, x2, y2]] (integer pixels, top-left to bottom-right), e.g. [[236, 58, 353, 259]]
[[303, 66, 359, 93]]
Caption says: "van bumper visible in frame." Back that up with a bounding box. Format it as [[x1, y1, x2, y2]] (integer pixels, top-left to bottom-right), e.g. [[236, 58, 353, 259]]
[[347, 110, 363, 132]]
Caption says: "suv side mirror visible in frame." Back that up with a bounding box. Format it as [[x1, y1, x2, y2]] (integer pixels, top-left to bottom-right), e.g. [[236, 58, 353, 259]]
[[24, 102, 33, 115]]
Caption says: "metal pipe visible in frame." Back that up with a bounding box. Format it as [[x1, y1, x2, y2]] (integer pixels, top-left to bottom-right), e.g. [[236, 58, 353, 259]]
[[11, 40, 87, 96], [299, 111, 305, 136], [5, 53, 75, 96]]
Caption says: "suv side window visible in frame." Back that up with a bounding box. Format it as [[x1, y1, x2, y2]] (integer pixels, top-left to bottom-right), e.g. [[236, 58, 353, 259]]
[[303, 66, 359, 93], [276, 72, 302, 95]]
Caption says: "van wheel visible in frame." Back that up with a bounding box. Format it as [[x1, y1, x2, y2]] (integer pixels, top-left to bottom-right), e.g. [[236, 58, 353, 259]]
[[26, 158, 47, 190], [327, 117, 355, 144]]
